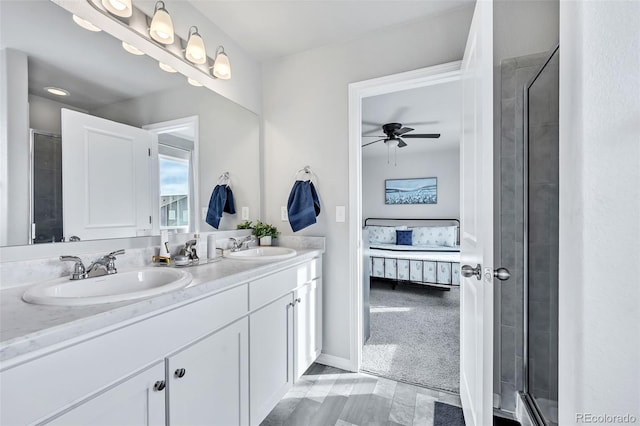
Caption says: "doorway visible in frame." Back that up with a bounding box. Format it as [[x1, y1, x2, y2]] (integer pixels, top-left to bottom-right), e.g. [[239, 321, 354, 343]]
[[347, 61, 464, 388]]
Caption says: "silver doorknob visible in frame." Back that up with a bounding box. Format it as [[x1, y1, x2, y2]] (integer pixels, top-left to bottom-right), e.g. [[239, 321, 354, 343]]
[[461, 264, 482, 280], [494, 267, 511, 281]]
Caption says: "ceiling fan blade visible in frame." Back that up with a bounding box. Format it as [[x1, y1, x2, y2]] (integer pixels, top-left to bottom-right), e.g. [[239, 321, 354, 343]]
[[395, 127, 414, 136], [362, 138, 386, 147], [362, 120, 382, 127], [362, 135, 386, 138], [401, 121, 440, 126], [397, 138, 408, 148], [402, 133, 441, 138]]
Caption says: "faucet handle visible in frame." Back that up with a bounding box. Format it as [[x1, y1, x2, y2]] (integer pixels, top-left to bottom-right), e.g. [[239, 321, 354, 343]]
[[60, 256, 86, 280]]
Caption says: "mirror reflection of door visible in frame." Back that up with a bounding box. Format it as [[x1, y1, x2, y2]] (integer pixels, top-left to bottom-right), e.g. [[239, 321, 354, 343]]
[[31, 130, 63, 244]]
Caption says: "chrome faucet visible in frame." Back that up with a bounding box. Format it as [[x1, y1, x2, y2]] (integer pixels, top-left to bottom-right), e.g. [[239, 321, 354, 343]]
[[229, 235, 257, 252], [182, 240, 199, 262], [60, 249, 125, 280]]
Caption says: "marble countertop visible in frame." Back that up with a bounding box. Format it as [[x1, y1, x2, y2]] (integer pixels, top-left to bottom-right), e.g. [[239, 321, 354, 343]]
[[0, 248, 323, 364]]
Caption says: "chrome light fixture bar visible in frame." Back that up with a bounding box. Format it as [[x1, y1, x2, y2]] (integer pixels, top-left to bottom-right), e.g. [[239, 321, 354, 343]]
[[88, 0, 231, 81]]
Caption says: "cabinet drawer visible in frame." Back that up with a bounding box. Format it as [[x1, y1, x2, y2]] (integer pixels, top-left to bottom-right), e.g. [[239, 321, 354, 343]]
[[249, 258, 321, 310], [0, 284, 248, 425]]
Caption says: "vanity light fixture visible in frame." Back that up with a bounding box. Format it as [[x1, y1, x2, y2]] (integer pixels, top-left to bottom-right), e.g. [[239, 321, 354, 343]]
[[72, 15, 101, 32], [45, 87, 70, 97], [187, 78, 203, 87], [101, 0, 132, 18], [149, 1, 174, 45], [122, 41, 145, 56], [212, 46, 231, 80], [159, 62, 177, 73], [185, 26, 207, 65]]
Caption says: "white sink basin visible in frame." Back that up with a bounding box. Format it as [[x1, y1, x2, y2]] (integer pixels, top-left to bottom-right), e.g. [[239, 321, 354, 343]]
[[225, 247, 297, 261], [23, 268, 192, 306]]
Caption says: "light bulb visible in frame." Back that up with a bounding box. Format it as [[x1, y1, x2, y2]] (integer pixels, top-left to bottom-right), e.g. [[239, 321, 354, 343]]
[[101, 0, 132, 18], [122, 41, 144, 56], [187, 78, 203, 87], [159, 62, 177, 73], [212, 47, 231, 80], [72, 15, 101, 32], [149, 2, 174, 45], [185, 27, 207, 65]]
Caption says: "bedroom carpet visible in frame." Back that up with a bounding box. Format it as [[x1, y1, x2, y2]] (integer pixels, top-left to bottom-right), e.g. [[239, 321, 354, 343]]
[[362, 280, 460, 393]]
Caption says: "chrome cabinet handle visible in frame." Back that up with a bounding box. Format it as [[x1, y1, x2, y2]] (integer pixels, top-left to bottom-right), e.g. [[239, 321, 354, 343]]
[[174, 368, 186, 378], [153, 380, 166, 391], [461, 264, 482, 280], [494, 267, 511, 281], [295, 298, 301, 304]]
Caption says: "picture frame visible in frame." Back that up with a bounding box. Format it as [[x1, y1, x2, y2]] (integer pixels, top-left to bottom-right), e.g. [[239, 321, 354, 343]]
[[385, 177, 437, 205]]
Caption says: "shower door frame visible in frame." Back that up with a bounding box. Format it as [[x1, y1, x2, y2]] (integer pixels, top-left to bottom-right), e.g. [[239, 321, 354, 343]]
[[522, 44, 559, 426]]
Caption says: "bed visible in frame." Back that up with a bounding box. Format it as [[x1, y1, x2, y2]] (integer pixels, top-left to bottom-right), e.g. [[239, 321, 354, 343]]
[[364, 218, 461, 289]]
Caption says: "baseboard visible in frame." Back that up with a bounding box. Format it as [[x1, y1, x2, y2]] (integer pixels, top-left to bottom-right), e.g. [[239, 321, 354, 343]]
[[316, 353, 355, 372], [494, 392, 501, 409]]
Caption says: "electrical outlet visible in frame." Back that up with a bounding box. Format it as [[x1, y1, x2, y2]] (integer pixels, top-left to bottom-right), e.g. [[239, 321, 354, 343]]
[[241, 207, 249, 220], [336, 206, 346, 222], [281, 206, 288, 221]]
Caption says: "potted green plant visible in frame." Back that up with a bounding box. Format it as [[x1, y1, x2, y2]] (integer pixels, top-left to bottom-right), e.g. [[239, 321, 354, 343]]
[[236, 220, 253, 230], [252, 221, 279, 246]]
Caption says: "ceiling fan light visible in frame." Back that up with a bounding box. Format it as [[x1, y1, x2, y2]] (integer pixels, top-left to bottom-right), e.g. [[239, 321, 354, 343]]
[[101, 0, 132, 18], [185, 26, 207, 65], [386, 138, 399, 148], [72, 15, 101, 32], [212, 46, 231, 80], [149, 1, 174, 45]]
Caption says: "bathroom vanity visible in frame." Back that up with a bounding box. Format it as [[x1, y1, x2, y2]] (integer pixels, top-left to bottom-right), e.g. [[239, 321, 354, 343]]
[[0, 249, 323, 426]]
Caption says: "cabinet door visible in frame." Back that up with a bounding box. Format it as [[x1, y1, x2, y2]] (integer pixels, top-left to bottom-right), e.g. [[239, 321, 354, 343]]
[[294, 279, 322, 379], [167, 318, 249, 426], [249, 293, 294, 426], [45, 362, 165, 425]]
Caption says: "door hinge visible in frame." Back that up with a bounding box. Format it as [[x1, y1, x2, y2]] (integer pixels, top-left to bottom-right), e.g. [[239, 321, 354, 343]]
[[149, 216, 152, 224], [148, 148, 151, 157]]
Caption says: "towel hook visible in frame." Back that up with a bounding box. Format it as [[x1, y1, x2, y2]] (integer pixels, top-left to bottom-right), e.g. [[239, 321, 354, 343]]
[[293, 165, 317, 182], [217, 172, 231, 186]]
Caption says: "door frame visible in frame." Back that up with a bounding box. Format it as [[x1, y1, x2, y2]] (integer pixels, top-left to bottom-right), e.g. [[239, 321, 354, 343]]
[[347, 61, 463, 371]]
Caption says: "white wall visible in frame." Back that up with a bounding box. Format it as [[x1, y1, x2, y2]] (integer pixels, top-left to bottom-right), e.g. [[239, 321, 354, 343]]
[[362, 148, 460, 220], [28, 95, 87, 135], [92, 86, 260, 232], [0, 48, 29, 246], [262, 5, 474, 361], [559, 2, 640, 424]]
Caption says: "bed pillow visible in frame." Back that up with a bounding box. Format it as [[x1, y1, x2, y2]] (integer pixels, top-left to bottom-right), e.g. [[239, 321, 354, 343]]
[[367, 226, 397, 244], [396, 230, 413, 246], [411, 226, 457, 247]]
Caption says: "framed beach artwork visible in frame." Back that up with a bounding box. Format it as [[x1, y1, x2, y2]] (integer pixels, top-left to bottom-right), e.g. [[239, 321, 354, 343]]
[[385, 177, 437, 205]]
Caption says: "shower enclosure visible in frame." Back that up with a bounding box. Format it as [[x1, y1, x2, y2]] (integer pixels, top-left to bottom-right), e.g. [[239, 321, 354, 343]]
[[523, 46, 559, 426], [30, 130, 63, 244]]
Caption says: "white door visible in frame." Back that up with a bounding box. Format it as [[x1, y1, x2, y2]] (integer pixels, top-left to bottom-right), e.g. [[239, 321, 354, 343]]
[[46, 362, 165, 425], [61, 109, 152, 241], [459, 1, 495, 426], [167, 318, 249, 426]]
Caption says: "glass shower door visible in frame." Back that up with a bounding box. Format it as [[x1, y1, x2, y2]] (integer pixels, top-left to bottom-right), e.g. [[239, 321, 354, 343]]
[[524, 46, 559, 426]]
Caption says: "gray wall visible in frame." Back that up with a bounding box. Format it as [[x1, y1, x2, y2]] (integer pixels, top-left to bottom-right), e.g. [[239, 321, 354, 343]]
[[362, 148, 460, 220]]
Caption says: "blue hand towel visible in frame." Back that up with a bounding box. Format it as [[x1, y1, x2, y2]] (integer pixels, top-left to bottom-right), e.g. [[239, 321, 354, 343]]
[[206, 184, 236, 229], [287, 180, 321, 232]]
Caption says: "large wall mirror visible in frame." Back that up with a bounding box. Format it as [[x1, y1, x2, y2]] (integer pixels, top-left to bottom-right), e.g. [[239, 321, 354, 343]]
[[0, 0, 260, 248]]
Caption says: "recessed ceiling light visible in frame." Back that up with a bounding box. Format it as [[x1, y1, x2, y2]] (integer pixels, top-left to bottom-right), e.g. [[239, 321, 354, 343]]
[[122, 41, 144, 56], [159, 62, 177, 73], [72, 15, 101, 32], [45, 87, 70, 97], [187, 78, 203, 87]]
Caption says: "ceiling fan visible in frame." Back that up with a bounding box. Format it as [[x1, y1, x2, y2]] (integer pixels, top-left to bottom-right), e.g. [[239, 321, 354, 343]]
[[362, 123, 440, 148]]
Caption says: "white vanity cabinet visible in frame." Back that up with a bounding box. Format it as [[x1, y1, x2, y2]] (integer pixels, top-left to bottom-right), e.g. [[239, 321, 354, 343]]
[[45, 362, 166, 426], [167, 318, 249, 426], [248, 257, 322, 426], [0, 254, 323, 426]]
